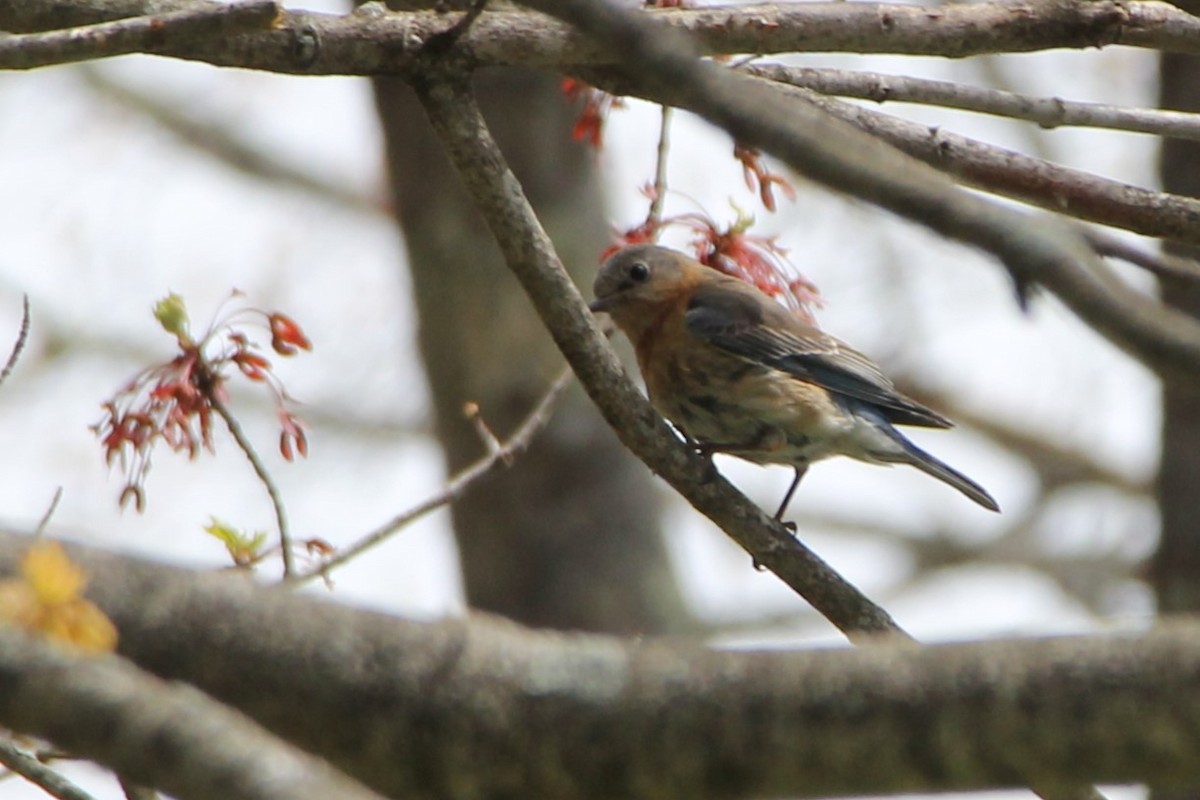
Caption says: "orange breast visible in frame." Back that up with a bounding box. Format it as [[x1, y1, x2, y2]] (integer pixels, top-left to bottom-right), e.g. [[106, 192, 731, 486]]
[[632, 298, 848, 464]]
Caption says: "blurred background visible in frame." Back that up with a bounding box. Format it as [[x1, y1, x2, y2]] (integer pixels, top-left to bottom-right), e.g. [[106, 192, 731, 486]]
[[0, 2, 1175, 795]]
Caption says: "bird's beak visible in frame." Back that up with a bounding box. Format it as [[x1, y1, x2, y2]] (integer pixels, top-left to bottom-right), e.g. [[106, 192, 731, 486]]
[[588, 296, 614, 314]]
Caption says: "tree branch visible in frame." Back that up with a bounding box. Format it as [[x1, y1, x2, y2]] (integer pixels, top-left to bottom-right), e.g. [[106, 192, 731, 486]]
[[593, 62, 1200, 250], [288, 365, 574, 585], [0, 628, 386, 800], [775, 80, 1200, 247], [4, 0, 1200, 72], [0, 0, 279, 70], [750, 62, 1200, 143], [2, 532, 1200, 799], [542, 2, 1200, 380], [413, 71, 905, 639], [207, 390, 295, 577], [0, 737, 100, 800]]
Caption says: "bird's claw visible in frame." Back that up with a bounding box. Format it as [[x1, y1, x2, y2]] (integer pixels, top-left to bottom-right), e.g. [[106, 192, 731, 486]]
[[692, 447, 720, 484]]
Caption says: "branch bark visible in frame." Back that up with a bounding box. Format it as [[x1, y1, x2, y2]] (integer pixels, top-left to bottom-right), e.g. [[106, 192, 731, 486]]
[[786, 81, 1200, 246], [534, 0, 1200, 381], [751, 62, 1200, 143], [3, 532, 1200, 799], [412, 71, 905, 639], [4, 0, 1200, 71], [0, 0, 278, 69], [0, 628, 385, 800]]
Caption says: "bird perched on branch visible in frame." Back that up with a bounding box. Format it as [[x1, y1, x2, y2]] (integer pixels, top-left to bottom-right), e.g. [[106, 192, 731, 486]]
[[589, 244, 999, 520]]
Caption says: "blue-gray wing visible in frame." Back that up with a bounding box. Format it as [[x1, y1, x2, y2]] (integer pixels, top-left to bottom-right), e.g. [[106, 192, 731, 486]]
[[684, 282, 952, 429]]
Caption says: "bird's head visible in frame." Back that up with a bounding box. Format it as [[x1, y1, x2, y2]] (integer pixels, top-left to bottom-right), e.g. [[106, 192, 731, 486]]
[[590, 245, 693, 326]]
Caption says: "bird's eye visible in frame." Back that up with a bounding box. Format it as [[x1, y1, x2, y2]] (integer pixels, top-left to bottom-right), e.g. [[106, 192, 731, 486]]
[[628, 262, 650, 282]]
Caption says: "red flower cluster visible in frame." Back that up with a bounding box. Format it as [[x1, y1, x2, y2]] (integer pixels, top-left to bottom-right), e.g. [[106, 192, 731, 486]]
[[93, 293, 312, 511], [607, 203, 822, 324]]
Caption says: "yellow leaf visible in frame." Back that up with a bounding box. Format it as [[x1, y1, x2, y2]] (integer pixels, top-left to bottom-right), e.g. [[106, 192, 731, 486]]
[[0, 542, 118, 653], [21, 541, 86, 605], [40, 600, 119, 654]]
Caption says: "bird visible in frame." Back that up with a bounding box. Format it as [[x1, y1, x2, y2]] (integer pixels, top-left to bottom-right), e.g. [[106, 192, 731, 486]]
[[589, 244, 999, 520]]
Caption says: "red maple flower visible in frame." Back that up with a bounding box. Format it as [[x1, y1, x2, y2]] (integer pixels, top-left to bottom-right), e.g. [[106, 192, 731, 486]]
[[679, 208, 821, 323], [733, 144, 797, 213], [92, 292, 312, 511]]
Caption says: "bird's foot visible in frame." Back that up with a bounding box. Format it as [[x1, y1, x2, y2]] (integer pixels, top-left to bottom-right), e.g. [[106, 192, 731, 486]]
[[691, 444, 721, 484]]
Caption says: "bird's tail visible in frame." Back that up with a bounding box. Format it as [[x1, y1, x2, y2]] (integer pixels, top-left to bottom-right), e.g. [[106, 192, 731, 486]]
[[886, 434, 1000, 512]]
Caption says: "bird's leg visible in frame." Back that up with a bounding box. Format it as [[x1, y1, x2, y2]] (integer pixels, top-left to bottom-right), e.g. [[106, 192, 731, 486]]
[[773, 465, 808, 531], [680, 430, 721, 484]]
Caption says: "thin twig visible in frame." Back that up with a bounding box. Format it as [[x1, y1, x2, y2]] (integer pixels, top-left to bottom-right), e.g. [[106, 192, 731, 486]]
[[208, 391, 294, 578], [0, 738, 100, 800], [748, 63, 1200, 144], [0, 0, 279, 70], [648, 104, 672, 226], [1080, 226, 1200, 282], [288, 365, 574, 585], [463, 401, 505, 459], [32, 487, 64, 538], [0, 295, 30, 391]]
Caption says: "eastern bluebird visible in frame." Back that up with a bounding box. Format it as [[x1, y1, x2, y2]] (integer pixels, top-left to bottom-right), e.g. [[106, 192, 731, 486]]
[[589, 244, 999, 519]]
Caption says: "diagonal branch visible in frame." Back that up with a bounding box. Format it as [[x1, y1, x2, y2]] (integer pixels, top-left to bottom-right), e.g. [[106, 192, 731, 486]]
[[414, 71, 904, 639], [781, 81, 1200, 246], [287, 366, 575, 585], [543, 2, 1200, 381], [0, 737, 100, 800], [591, 64, 1200, 249]]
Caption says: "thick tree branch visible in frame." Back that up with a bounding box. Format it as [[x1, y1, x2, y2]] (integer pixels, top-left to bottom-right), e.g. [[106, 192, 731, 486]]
[[2, 533, 1200, 799], [4, 0, 1200, 72], [0, 0, 279, 69], [0, 628, 385, 800], [413, 72, 904, 639]]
